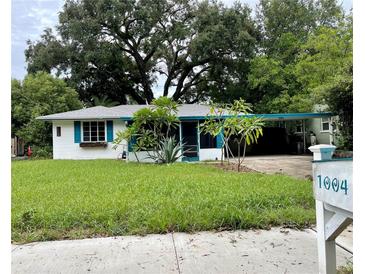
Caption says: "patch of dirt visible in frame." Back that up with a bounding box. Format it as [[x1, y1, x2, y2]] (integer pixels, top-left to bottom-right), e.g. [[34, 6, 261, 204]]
[[212, 163, 259, 173]]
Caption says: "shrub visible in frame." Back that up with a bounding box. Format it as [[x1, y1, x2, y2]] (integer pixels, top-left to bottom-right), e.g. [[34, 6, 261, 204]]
[[31, 145, 53, 159]]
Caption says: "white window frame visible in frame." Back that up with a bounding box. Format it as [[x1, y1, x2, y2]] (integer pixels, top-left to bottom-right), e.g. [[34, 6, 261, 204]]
[[321, 117, 330, 133], [82, 121, 106, 142]]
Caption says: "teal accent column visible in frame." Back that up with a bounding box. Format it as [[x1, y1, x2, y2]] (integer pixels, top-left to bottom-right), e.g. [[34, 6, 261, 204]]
[[74, 121, 81, 143], [216, 129, 224, 148], [197, 121, 200, 154], [128, 136, 136, 152], [107, 121, 113, 142]]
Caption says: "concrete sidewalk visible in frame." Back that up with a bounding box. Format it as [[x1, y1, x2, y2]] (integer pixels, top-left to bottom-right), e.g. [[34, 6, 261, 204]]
[[12, 228, 352, 274]]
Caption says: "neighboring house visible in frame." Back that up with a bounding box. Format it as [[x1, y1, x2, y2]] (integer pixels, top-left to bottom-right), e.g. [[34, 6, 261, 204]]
[[37, 104, 335, 161]]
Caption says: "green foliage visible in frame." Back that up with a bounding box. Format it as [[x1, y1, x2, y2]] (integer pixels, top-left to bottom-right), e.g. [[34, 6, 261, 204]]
[[21, 0, 351, 151], [295, 19, 352, 100], [200, 99, 264, 167], [245, 0, 347, 113], [26, 0, 258, 104], [256, 0, 343, 55], [114, 97, 180, 162], [295, 16, 353, 149], [326, 79, 353, 150], [31, 146, 53, 159], [11, 72, 83, 150], [12, 160, 315, 243], [337, 260, 353, 274], [147, 137, 184, 164], [91, 95, 119, 107]]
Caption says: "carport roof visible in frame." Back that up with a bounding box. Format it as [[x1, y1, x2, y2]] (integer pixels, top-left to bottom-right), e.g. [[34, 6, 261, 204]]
[[36, 104, 332, 121]]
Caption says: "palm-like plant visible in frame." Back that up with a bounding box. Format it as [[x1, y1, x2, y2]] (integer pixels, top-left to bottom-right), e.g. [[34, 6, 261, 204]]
[[147, 137, 184, 164]]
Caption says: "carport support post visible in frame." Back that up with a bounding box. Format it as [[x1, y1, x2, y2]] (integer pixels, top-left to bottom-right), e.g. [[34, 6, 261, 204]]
[[302, 119, 306, 153], [329, 117, 334, 145]]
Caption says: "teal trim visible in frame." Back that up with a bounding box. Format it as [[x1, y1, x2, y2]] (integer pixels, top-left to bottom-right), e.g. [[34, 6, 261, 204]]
[[319, 147, 335, 153], [312, 158, 353, 163], [107, 120, 113, 142], [216, 129, 224, 148], [178, 112, 333, 121], [74, 121, 81, 143], [128, 136, 136, 152], [120, 112, 332, 121], [120, 117, 133, 121], [179, 123, 182, 146], [197, 121, 200, 154], [182, 156, 199, 162]]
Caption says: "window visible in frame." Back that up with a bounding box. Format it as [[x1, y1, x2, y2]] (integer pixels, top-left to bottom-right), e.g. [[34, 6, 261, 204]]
[[82, 121, 105, 142], [321, 118, 330, 132], [200, 132, 217, 149], [295, 121, 303, 133], [56, 126, 61, 137]]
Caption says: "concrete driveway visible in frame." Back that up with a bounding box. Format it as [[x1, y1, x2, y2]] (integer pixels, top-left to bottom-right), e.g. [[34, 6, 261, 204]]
[[240, 155, 313, 180], [12, 228, 352, 274]]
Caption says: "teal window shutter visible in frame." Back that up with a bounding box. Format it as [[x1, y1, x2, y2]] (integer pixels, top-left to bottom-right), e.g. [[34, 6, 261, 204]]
[[74, 121, 81, 143], [107, 121, 113, 142], [216, 130, 224, 148]]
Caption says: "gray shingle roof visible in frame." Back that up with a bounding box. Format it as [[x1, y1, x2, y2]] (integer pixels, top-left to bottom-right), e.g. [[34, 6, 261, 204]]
[[36, 104, 222, 121], [36, 106, 122, 120], [36, 104, 332, 121]]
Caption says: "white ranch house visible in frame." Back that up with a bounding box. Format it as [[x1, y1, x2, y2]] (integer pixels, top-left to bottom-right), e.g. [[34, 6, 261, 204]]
[[37, 104, 336, 161]]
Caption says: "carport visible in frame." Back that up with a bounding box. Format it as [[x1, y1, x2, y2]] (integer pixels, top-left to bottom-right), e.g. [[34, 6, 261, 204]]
[[229, 112, 334, 156]]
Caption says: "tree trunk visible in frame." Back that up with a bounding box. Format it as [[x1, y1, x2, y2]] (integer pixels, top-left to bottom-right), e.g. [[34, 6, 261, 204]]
[[220, 147, 224, 165], [242, 141, 247, 163], [131, 51, 154, 103], [237, 142, 240, 172], [133, 151, 140, 163], [225, 141, 230, 164]]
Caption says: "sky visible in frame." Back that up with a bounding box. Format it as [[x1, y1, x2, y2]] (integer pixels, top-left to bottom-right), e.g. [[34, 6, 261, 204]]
[[12, 0, 353, 84]]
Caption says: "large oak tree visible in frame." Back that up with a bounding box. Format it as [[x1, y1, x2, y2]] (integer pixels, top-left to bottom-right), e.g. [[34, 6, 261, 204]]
[[26, 0, 258, 104]]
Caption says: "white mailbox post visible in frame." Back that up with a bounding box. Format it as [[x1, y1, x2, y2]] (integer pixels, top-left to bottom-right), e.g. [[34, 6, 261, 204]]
[[309, 145, 353, 274]]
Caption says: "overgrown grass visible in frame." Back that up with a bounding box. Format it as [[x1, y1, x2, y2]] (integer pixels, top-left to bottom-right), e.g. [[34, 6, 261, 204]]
[[12, 160, 315, 243]]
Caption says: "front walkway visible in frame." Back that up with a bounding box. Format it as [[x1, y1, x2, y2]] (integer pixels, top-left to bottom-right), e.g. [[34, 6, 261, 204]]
[[12, 228, 352, 274]]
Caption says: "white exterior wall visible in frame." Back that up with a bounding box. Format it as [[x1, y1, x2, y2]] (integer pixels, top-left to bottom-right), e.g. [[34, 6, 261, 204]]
[[128, 151, 158, 163], [128, 150, 183, 162], [199, 148, 222, 161], [128, 149, 220, 162], [52, 120, 127, 159], [53, 120, 221, 161]]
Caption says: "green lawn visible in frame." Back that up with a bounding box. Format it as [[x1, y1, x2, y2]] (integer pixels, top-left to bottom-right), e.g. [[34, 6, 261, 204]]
[[12, 160, 315, 243]]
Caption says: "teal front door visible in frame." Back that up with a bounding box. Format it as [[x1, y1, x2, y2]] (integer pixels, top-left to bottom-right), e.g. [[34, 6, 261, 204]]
[[181, 122, 199, 161]]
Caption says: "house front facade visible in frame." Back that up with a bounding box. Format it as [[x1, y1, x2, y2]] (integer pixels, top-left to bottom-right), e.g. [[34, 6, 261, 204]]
[[37, 104, 335, 161]]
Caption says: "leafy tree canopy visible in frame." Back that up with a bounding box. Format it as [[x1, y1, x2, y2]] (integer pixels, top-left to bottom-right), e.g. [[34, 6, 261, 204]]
[[26, 0, 258, 105], [246, 0, 347, 113], [295, 15, 353, 149], [11, 72, 83, 149]]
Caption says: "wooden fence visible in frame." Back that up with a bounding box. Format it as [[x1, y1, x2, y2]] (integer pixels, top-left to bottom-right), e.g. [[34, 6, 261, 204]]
[[11, 136, 25, 157]]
